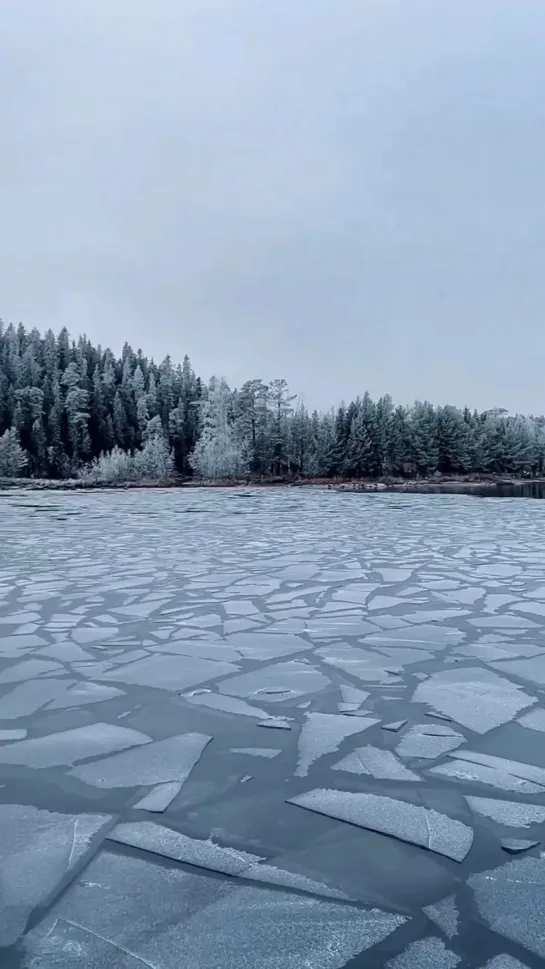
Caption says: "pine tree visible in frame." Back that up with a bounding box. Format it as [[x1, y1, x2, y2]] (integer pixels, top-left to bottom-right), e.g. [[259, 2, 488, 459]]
[[0, 428, 27, 477]]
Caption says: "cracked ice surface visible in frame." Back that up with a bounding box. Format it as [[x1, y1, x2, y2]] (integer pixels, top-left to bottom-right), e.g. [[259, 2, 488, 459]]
[[108, 821, 350, 899], [23, 850, 406, 969], [0, 805, 112, 946], [469, 856, 545, 959], [4, 488, 545, 965]]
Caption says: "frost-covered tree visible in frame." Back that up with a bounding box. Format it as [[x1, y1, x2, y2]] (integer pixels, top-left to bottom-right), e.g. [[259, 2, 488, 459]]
[[81, 446, 136, 485], [0, 429, 27, 476], [134, 433, 174, 480], [190, 377, 246, 480]]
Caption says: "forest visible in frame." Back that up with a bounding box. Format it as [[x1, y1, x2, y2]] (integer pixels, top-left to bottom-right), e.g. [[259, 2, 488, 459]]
[[0, 321, 544, 484]]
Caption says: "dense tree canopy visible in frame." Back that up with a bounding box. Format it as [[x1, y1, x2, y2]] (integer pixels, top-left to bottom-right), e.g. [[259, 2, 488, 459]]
[[0, 321, 544, 482]]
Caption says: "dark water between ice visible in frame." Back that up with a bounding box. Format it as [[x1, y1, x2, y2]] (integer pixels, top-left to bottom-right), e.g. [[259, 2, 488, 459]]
[[1, 487, 545, 968], [388, 481, 545, 499]]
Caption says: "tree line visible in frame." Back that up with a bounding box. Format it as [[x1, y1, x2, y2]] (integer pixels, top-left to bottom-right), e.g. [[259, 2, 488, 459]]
[[0, 321, 544, 483]]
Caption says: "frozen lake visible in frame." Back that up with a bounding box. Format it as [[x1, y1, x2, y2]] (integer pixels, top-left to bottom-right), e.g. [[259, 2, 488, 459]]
[[2, 486, 545, 968]]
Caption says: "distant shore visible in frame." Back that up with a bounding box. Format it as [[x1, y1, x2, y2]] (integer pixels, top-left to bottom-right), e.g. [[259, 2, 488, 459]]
[[1, 473, 544, 493]]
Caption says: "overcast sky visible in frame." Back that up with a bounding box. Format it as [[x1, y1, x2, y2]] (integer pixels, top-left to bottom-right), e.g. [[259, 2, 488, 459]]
[[1, 1, 545, 413]]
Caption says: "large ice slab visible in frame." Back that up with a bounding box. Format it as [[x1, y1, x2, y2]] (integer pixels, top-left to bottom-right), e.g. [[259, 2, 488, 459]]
[[181, 691, 270, 719], [0, 658, 62, 683], [26, 848, 406, 969], [223, 632, 312, 660], [447, 750, 545, 787], [340, 685, 370, 705], [218, 660, 330, 701], [295, 713, 380, 777], [108, 821, 262, 876], [517, 707, 545, 732], [423, 894, 459, 939], [0, 804, 112, 946], [477, 958, 531, 969], [22, 849, 230, 966], [412, 667, 536, 733], [333, 745, 421, 782], [469, 856, 545, 959], [97, 653, 239, 691], [365, 624, 463, 650], [70, 732, 211, 788], [501, 839, 539, 854], [429, 761, 545, 795], [465, 796, 545, 828], [171, 884, 407, 969], [0, 723, 151, 768], [23, 919, 149, 969], [289, 789, 473, 862], [316, 644, 401, 683], [108, 821, 349, 899], [46, 680, 125, 709], [386, 938, 460, 968], [490, 655, 545, 685], [396, 724, 466, 760], [133, 782, 182, 812]]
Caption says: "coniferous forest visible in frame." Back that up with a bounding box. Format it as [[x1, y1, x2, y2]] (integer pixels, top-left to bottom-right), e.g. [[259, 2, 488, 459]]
[[0, 321, 544, 484]]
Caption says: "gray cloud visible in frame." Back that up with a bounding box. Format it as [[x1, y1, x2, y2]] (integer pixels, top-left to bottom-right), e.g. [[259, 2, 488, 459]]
[[1, 0, 545, 412]]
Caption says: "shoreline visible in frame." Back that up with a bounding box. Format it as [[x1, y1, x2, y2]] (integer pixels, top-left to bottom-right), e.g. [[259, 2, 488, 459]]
[[1, 474, 544, 493]]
